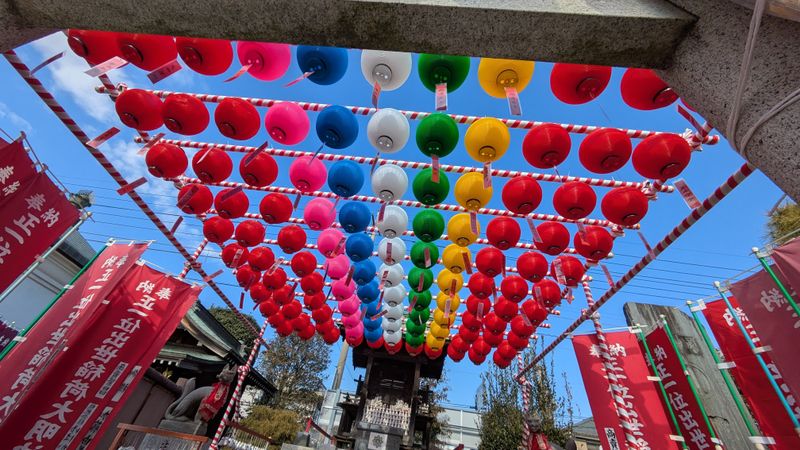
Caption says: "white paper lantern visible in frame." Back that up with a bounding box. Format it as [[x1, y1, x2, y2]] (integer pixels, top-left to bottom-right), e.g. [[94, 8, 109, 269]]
[[383, 328, 402, 344], [376, 205, 408, 238], [371, 164, 408, 202], [384, 302, 405, 320], [379, 263, 405, 287], [367, 108, 409, 154], [378, 237, 405, 265], [361, 50, 412, 91], [383, 284, 407, 307]]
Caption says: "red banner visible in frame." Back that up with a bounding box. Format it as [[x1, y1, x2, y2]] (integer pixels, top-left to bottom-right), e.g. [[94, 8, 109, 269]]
[[0, 138, 38, 197], [772, 237, 800, 294], [703, 297, 800, 448], [0, 170, 79, 293], [573, 331, 678, 450], [645, 326, 717, 450], [729, 267, 800, 398], [0, 258, 200, 449]]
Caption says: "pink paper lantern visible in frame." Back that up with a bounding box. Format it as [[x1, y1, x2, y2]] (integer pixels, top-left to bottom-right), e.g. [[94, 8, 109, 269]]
[[339, 295, 360, 316], [342, 312, 361, 328], [290, 155, 327, 192], [264, 102, 310, 145], [345, 327, 364, 346], [332, 277, 356, 301], [324, 254, 351, 280], [317, 228, 345, 258], [303, 197, 336, 230], [236, 41, 291, 81]]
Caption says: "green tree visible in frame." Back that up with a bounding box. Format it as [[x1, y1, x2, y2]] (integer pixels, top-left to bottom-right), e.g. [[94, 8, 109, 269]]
[[209, 307, 260, 355], [240, 405, 301, 449], [523, 346, 575, 447], [476, 363, 524, 450], [767, 202, 800, 243], [259, 334, 331, 418]]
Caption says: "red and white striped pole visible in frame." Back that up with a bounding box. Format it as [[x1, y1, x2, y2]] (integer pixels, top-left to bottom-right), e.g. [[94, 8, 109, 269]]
[[179, 238, 209, 278], [210, 318, 269, 450], [516, 354, 532, 449]]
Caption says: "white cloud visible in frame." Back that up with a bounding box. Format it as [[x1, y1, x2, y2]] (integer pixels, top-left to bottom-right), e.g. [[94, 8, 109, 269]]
[[0, 101, 33, 133]]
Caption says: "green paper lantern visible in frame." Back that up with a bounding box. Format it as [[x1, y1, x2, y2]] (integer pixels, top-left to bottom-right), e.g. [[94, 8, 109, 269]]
[[405, 317, 427, 336], [413, 168, 450, 206], [418, 54, 471, 93], [409, 307, 430, 325], [409, 290, 432, 310], [416, 113, 459, 158], [405, 332, 425, 347], [407, 267, 434, 292], [413, 209, 445, 242], [410, 241, 439, 269]]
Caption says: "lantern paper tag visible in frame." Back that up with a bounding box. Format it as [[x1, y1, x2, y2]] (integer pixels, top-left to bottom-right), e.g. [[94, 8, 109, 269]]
[[370, 309, 389, 321], [87, 127, 120, 149], [553, 258, 566, 285], [147, 59, 183, 84], [177, 185, 199, 208], [637, 231, 656, 259], [527, 217, 543, 243], [285, 70, 315, 87], [321, 264, 329, 282], [431, 156, 440, 183], [370, 152, 381, 174], [239, 291, 245, 309], [409, 295, 418, 311], [345, 266, 355, 286], [435, 83, 448, 111], [379, 270, 389, 290], [267, 257, 285, 275], [600, 264, 615, 287], [477, 302, 485, 319], [505, 87, 522, 116], [371, 82, 382, 108], [359, 308, 368, 321], [483, 162, 492, 189], [116, 177, 147, 195], [30, 51, 64, 75], [194, 146, 212, 164], [220, 186, 243, 202], [417, 275, 425, 292], [450, 279, 458, 296], [378, 203, 386, 222], [469, 212, 478, 235], [576, 222, 586, 235], [243, 141, 269, 166], [333, 237, 346, 256], [293, 193, 302, 210], [521, 313, 532, 327], [491, 285, 497, 303], [311, 143, 325, 161], [332, 196, 340, 211], [444, 298, 452, 319], [502, 256, 507, 278], [534, 285, 543, 301], [85, 56, 128, 77], [170, 216, 183, 234], [385, 242, 392, 263], [674, 178, 702, 209], [231, 248, 244, 268], [224, 64, 252, 82], [424, 247, 432, 268], [462, 252, 472, 274], [137, 132, 165, 155], [203, 269, 223, 282], [370, 215, 377, 241], [289, 281, 298, 295]]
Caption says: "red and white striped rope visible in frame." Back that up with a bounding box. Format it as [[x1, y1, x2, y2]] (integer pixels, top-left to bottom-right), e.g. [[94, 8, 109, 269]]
[[3, 50, 261, 337], [121, 87, 720, 145], [140, 137, 674, 193], [517, 353, 532, 449], [517, 162, 756, 374], [210, 318, 269, 450], [179, 238, 209, 278]]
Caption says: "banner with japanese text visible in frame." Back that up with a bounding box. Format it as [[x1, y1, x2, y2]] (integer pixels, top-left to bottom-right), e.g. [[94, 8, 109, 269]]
[[729, 266, 800, 397], [0, 259, 200, 449], [645, 326, 717, 450], [573, 331, 678, 450], [703, 297, 800, 448], [772, 237, 800, 293], [0, 141, 80, 293]]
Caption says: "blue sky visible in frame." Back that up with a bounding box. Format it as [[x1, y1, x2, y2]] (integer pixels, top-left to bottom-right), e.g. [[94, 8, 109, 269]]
[[0, 33, 785, 417]]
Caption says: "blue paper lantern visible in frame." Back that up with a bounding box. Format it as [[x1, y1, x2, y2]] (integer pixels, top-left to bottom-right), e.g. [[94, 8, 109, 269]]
[[364, 300, 382, 318], [345, 233, 373, 262], [357, 280, 380, 302], [316, 105, 358, 149], [328, 160, 364, 198], [339, 202, 371, 233], [296, 46, 348, 85], [364, 325, 383, 342], [353, 259, 376, 285]]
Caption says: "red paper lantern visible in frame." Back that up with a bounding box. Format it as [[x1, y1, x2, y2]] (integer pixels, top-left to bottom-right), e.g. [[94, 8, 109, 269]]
[[493, 297, 519, 322], [202, 216, 234, 244], [163, 93, 210, 136], [447, 345, 466, 362], [273, 285, 296, 306], [501, 176, 542, 215], [552, 182, 596, 220], [262, 268, 287, 290], [507, 332, 530, 351], [298, 324, 316, 340], [291, 251, 318, 277], [450, 334, 470, 354], [235, 220, 266, 247], [534, 221, 570, 255], [424, 344, 443, 359], [145, 143, 187, 179], [579, 128, 632, 174], [259, 193, 293, 224], [533, 279, 562, 308], [240, 152, 278, 187], [497, 341, 518, 361], [574, 226, 614, 260], [300, 272, 324, 295], [214, 188, 249, 219], [323, 327, 341, 344], [221, 242, 249, 268], [467, 273, 495, 299], [277, 225, 307, 254], [175, 37, 233, 76], [459, 326, 480, 343], [405, 342, 423, 356], [275, 320, 294, 337], [550, 255, 585, 287], [312, 304, 333, 323], [466, 295, 492, 316], [550, 63, 612, 105], [493, 353, 513, 368], [385, 339, 403, 354], [292, 314, 312, 332], [248, 247, 275, 271], [117, 33, 176, 71], [259, 299, 279, 317], [516, 251, 548, 283], [67, 29, 121, 66], [468, 347, 486, 365], [250, 283, 271, 304], [316, 319, 335, 335], [215, 97, 261, 140], [486, 217, 521, 250], [177, 183, 213, 215], [368, 337, 386, 350], [483, 330, 504, 348], [483, 311, 507, 334], [632, 134, 692, 180], [475, 247, 505, 277], [510, 315, 534, 337], [461, 311, 483, 331], [236, 265, 261, 289], [472, 337, 492, 356], [500, 276, 528, 302], [521, 299, 549, 324], [620, 68, 678, 111], [281, 301, 303, 320], [192, 147, 233, 183], [305, 292, 327, 310], [522, 124, 571, 169], [601, 187, 649, 226], [114, 89, 163, 131]]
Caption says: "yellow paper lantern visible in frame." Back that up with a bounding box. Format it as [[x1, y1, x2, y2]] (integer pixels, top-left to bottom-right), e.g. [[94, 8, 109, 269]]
[[464, 118, 510, 163], [437, 269, 463, 295], [447, 213, 480, 247], [429, 321, 451, 339], [441, 244, 471, 274], [436, 291, 461, 311], [433, 308, 457, 327], [426, 332, 446, 350], [454, 171, 493, 210], [477, 58, 535, 98]]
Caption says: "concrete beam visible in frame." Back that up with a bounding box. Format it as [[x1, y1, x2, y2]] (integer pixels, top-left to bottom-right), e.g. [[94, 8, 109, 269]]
[[0, 1, 53, 52], [4, 0, 695, 68]]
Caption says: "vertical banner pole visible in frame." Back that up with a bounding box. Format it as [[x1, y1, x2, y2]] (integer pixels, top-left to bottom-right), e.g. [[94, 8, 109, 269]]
[[634, 325, 688, 449], [209, 319, 269, 449], [753, 247, 800, 317], [659, 315, 723, 450], [714, 281, 800, 434], [686, 300, 764, 448], [516, 354, 531, 449]]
